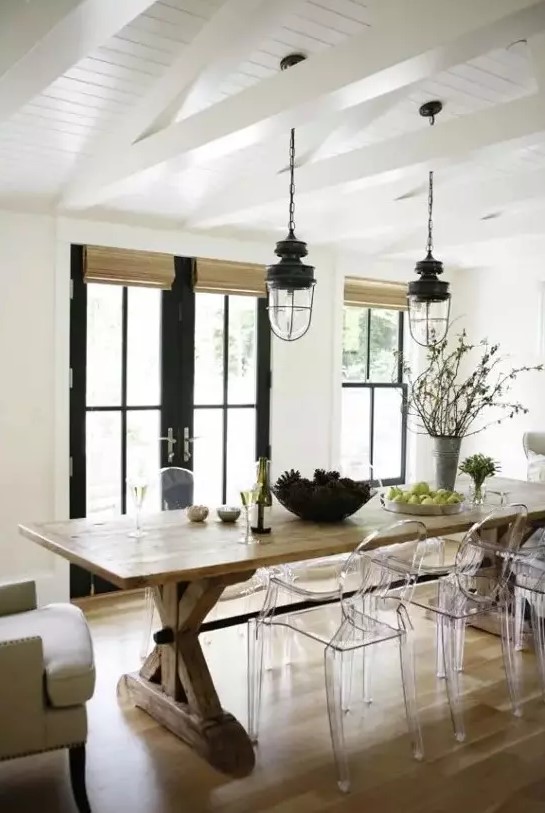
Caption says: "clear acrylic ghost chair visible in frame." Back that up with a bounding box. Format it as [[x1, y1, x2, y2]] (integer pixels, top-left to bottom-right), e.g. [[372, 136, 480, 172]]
[[512, 557, 545, 695], [140, 467, 194, 658], [270, 464, 383, 664], [400, 504, 528, 742], [248, 520, 426, 793], [512, 530, 545, 651]]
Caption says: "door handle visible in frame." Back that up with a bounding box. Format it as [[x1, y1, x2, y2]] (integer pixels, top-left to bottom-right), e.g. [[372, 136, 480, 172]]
[[183, 426, 194, 463], [159, 427, 177, 464]]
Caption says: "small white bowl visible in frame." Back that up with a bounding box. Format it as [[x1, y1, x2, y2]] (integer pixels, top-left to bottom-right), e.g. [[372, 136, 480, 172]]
[[187, 505, 209, 522], [217, 505, 241, 523]]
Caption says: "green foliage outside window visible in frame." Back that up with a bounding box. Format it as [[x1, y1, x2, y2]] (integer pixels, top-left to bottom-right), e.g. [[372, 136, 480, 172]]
[[342, 306, 400, 382]]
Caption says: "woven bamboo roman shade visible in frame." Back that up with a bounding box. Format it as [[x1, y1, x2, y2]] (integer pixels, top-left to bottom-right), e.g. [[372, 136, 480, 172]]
[[83, 245, 175, 289], [194, 257, 266, 297], [344, 277, 408, 310]]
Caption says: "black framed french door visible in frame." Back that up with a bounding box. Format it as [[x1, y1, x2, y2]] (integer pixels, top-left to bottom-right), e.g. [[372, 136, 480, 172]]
[[69, 246, 271, 598]]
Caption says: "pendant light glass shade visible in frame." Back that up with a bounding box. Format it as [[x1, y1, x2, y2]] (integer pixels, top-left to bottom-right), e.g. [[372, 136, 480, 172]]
[[268, 281, 315, 341], [266, 54, 316, 342], [408, 292, 451, 346]]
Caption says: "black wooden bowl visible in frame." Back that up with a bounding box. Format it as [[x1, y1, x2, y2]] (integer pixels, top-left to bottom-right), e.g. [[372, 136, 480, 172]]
[[273, 469, 372, 523]]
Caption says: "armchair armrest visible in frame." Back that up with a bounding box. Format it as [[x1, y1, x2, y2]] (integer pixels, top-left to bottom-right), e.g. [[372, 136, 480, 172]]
[[0, 636, 46, 759], [0, 581, 37, 616]]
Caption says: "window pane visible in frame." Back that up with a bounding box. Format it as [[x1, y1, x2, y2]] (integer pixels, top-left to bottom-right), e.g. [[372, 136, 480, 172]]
[[228, 297, 257, 404], [86, 411, 121, 517], [126, 410, 161, 514], [127, 287, 161, 406], [195, 294, 224, 405], [373, 387, 404, 482], [368, 309, 400, 383], [87, 284, 122, 406], [226, 408, 256, 503], [193, 409, 223, 506], [341, 388, 371, 480], [342, 306, 368, 382]]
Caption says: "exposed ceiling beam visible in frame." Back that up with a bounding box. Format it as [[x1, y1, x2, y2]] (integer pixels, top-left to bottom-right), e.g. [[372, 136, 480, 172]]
[[188, 87, 410, 221], [308, 164, 545, 243], [61, 0, 303, 209], [0, 0, 156, 127], [62, 0, 545, 210], [190, 93, 545, 228], [134, 0, 302, 141], [298, 87, 408, 166]]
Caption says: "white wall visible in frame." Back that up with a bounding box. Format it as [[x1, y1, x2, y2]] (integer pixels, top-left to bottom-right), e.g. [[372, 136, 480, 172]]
[[450, 244, 545, 478], [0, 212, 68, 603]]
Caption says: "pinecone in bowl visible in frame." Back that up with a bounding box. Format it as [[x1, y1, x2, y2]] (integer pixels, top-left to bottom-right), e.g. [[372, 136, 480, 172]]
[[273, 468, 372, 522]]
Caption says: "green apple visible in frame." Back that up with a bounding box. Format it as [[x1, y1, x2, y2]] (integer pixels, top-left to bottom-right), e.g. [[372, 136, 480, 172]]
[[433, 495, 445, 505], [408, 495, 420, 504], [436, 488, 448, 496], [421, 496, 434, 505], [447, 495, 461, 504], [392, 495, 405, 503]]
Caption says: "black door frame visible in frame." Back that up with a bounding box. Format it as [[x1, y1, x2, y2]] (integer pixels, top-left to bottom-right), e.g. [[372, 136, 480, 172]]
[[69, 247, 271, 598]]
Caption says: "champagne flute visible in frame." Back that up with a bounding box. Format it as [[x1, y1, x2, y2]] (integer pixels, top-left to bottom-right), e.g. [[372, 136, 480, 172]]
[[240, 488, 257, 545], [127, 477, 148, 538]]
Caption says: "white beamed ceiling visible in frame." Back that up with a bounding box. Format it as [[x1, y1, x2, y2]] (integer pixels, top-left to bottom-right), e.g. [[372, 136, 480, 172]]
[[2, 0, 545, 265]]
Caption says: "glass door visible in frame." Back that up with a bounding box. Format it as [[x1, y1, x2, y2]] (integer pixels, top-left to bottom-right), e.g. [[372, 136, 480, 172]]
[[69, 248, 270, 597]]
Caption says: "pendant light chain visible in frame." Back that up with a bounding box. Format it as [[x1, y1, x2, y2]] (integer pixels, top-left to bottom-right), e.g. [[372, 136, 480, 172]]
[[426, 169, 434, 256], [288, 127, 296, 236]]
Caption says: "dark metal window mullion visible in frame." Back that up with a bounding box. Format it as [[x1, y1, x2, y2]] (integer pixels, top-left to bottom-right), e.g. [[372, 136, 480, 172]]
[[369, 385, 375, 476], [397, 310, 404, 383], [365, 308, 371, 381], [221, 296, 229, 504], [120, 286, 128, 514]]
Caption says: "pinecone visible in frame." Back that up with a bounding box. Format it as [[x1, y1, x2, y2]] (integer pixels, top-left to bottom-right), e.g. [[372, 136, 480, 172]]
[[313, 468, 330, 485], [274, 469, 301, 492]]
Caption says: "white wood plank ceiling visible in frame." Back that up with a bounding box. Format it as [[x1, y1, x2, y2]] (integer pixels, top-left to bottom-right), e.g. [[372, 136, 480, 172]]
[[2, 0, 545, 264]]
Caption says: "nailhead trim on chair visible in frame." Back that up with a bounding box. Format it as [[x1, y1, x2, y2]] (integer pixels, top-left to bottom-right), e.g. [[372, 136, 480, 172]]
[[0, 636, 41, 647]]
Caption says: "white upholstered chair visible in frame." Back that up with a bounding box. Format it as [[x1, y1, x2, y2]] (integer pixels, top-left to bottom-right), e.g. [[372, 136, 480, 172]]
[[0, 580, 95, 812]]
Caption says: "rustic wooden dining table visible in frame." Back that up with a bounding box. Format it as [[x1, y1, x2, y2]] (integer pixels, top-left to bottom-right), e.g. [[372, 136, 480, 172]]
[[19, 478, 545, 778]]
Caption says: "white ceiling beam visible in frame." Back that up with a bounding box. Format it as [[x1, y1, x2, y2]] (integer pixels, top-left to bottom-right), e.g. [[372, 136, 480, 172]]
[[62, 0, 545, 210], [61, 0, 303, 209], [310, 164, 545, 243], [134, 0, 302, 141], [191, 93, 545, 228], [0, 0, 156, 126], [298, 87, 408, 166], [190, 88, 410, 219]]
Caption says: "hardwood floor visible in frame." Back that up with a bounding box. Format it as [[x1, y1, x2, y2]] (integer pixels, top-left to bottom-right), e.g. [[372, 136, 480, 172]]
[[1, 591, 545, 813]]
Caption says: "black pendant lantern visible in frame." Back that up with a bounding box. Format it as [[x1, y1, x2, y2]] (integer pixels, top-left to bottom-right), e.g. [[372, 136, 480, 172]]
[[408, 100, 451, 347], [266, 53, 316, 342]]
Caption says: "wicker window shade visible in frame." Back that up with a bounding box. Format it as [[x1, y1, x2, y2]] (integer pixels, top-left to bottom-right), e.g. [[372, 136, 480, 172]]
[[344, 277, 408, 310], [83, 245, 175, 289], [195, 257, 266, 297]]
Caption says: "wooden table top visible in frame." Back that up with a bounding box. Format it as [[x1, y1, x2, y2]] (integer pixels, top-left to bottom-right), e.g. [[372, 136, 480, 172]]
[[19, 478, 545, 589]]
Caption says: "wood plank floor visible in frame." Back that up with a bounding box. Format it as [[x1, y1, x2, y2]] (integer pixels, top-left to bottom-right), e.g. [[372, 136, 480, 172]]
[[1, 592, 545, 813]]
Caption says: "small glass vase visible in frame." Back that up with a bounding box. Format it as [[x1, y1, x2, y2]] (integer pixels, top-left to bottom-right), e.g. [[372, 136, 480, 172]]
[[470, 480, 486, 506]]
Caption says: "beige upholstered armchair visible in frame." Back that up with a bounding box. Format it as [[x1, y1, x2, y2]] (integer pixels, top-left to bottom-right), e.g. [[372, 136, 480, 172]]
[[0, 580, 95, 812]]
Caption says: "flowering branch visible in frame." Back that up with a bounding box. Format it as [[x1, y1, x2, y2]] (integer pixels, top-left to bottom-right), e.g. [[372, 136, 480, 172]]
[[399, 330, 543, 438]]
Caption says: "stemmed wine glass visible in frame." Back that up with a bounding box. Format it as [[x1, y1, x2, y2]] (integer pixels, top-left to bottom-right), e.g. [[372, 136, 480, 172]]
[[127, 477, 148, 538], [239, 489, 257, 545]]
